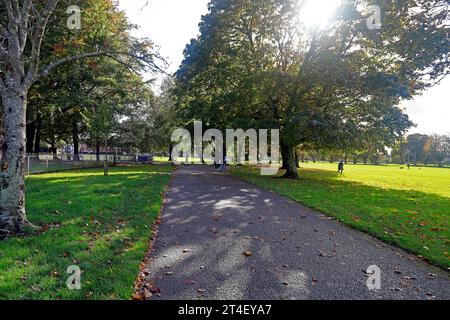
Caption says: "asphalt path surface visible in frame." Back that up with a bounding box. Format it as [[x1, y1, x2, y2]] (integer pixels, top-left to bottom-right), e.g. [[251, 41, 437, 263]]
[[145, 165, 450, 300]]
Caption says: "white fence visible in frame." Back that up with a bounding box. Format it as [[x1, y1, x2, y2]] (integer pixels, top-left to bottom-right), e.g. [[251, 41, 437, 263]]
[[25, 153, 140, 175]]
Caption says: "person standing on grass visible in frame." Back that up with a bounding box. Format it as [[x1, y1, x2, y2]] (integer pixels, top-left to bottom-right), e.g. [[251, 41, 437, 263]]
[[338, 160, 344, 175]]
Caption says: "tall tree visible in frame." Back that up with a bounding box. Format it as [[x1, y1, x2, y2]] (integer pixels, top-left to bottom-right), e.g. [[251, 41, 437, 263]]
[[0, 0, 163, 237], [174, 0, 449, 178]]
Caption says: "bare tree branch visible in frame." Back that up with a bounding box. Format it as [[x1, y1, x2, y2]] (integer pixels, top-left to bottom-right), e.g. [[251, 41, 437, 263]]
[[0, 20, 8, 33], [0, 45, 7, 59], [24, 0, 60, 88], [2, 0, 15, 23], [0, 77, 5, 93], [10, 0, 19, 17], [28, 51, 167, 86], [0, 23, 9, 37], [103, 53, 143, 75], [18, 0, 33, 54]]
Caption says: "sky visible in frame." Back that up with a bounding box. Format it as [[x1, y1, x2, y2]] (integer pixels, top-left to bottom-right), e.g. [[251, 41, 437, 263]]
[[117, 0, 449, 135]]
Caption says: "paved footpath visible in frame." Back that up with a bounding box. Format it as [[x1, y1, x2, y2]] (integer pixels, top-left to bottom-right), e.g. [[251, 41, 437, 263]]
[[145, 166, 450, 300]]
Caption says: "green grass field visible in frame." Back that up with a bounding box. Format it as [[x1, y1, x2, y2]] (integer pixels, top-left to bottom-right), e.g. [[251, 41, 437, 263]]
[[231, 163, 450, 269], [0, 165, 172, 300]]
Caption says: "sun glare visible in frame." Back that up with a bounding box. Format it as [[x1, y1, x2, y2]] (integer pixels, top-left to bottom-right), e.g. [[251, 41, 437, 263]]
[[298, 0, 342, 29]]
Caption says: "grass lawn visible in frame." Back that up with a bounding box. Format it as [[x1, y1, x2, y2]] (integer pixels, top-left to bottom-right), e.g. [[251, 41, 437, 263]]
[[0, 165, 172, 300], [231, 163, 450, 269]]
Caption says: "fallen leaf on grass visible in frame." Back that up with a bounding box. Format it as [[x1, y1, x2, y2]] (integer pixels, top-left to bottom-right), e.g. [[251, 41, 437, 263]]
[[49, 271, 60, 278], [143, 290, 153, 299]]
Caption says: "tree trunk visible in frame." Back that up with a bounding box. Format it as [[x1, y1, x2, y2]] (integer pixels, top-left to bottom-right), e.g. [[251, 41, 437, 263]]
[[34, 116, 42, 155], [168, 145, 173, 162], [104, 136, 109, 176], [26, 120, 36, 154], [51, 140, 58, 160], [353, 156, 357, 165], [72, 120, 80, 161], [280, 145, 288, 170], [96, 142, 101, 162], [0, 92, 31, 237], [281, 140, 299, 179], [295, 151, 300, 168]]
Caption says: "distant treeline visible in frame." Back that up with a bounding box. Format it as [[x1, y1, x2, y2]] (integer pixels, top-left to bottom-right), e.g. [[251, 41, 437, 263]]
[[297, 133, 450, 167]]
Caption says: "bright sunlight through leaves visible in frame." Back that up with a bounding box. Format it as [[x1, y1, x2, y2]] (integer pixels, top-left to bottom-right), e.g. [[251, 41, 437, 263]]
[[298, 0, 342, 29]]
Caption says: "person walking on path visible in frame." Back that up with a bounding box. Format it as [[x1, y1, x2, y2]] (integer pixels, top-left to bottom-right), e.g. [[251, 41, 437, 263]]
[[220, 155, 228, 172], [338, 160, 344, 175]]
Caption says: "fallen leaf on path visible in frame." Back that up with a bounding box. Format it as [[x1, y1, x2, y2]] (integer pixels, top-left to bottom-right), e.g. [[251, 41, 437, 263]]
[[243, 251, 252, 257], [132, 293, 144, 300], [149, 286, 161, 294], [143, 290, 153, 299]]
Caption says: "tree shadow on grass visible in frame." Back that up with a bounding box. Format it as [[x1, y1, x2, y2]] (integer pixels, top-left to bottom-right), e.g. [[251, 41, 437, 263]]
[[0, 168, 171, 299], [231, 167, 450, 269], [143, 166, 450, 300]]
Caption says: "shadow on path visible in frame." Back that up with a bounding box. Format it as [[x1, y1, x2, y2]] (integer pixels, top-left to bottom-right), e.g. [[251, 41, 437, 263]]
[[145, 166, 450, 300]]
